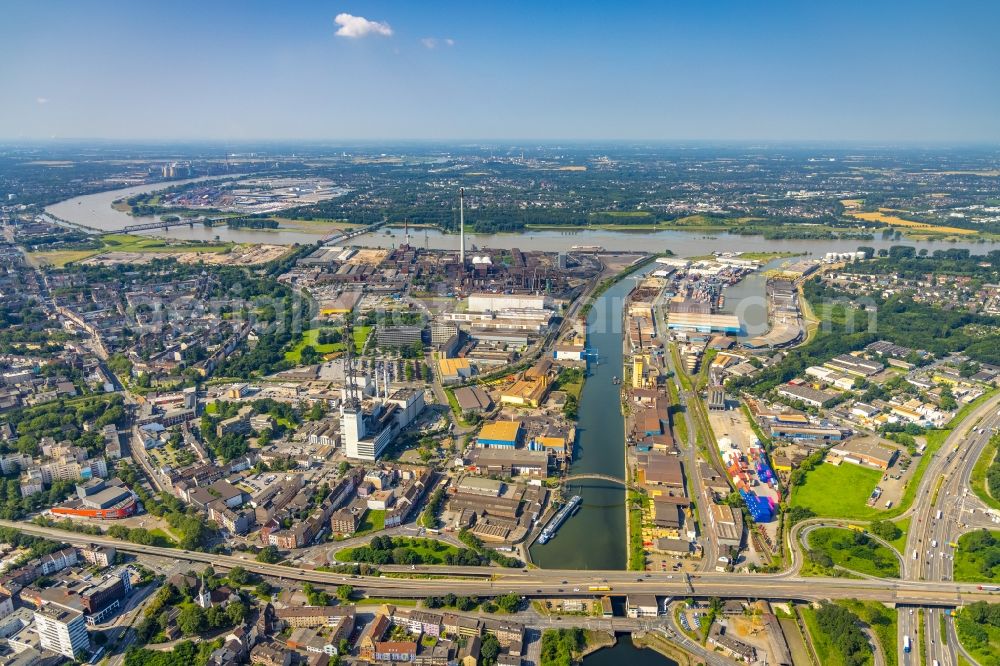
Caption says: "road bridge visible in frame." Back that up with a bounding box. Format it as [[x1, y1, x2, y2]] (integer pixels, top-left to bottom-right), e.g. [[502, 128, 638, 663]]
[[6, 520, 999, 608]]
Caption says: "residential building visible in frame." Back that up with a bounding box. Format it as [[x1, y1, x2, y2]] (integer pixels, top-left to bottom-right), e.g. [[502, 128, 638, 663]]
[[34, 604, 90, 659], [374, 641, 417, 662], [484, 619, 525, 648], [79, 545, 116, 568], [358, 614, 390, 661]]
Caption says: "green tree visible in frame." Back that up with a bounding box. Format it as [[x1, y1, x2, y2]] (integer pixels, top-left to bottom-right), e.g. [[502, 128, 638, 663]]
[[226, 566, 250, 586], [225, 601, 247, 626], [256, 545, 281, 564], [177, 606, 206, 636], [480, 633, 501, 666], [869, 520, 902, 542]]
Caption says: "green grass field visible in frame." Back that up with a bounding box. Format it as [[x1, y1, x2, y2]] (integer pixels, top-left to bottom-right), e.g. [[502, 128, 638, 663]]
[[807, 527, 900, 578], [356, 509, 385, 535], [285, 328, 345, 362], [148, 528, 178, 547], [334, 537, 464, 564], [352, 325, 372, 352], [359, 597, 418, 607], [285, 325, 369, 363], [100, 233, 231, 253], [26, 232, 233, 267], [790, 463, 884, 520], [889, 516, 911, 554]]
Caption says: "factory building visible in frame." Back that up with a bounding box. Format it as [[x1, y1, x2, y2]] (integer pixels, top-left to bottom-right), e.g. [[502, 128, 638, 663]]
[[467, 293, 550, 312], [477, 420, 522, 449], [667, 312, 741, 334]]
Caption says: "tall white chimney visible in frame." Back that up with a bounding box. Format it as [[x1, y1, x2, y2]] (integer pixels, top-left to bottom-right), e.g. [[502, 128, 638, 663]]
[[459, 187, 465, 265]]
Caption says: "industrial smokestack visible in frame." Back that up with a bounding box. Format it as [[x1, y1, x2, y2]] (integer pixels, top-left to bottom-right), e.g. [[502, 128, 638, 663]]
[[459, 187, 465, 265]]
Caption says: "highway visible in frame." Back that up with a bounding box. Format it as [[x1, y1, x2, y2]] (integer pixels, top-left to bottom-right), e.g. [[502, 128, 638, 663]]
[[7, 519, 1000, 610], [902, 394, 1000, 666]]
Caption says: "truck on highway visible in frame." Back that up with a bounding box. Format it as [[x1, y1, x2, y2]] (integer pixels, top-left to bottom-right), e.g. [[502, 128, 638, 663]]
[[978, 585, 1000, 591], [903, 635, 911, 653], [913, 550, 919, 560], [936, 510, 943, 519]]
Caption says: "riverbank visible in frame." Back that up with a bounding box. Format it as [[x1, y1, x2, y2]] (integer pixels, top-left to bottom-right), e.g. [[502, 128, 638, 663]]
[[629, 631, 697, 665], [44, 180, 1000, 255], [579, 630, 616, 658]]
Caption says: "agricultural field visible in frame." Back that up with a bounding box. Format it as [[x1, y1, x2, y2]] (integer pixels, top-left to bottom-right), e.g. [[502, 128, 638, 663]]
[[846, 208, 977, 235]]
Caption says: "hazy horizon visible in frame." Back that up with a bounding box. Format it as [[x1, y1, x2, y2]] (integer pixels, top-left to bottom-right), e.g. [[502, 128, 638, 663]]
[[3, 1, 999, 143]]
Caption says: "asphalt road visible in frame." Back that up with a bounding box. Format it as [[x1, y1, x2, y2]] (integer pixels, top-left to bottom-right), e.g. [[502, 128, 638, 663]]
[[902, 393, 1000, 666], [8, 518, 1000, 612]]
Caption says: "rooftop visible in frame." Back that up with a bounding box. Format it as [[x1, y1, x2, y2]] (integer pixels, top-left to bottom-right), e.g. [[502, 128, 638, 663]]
[[479, 420, 522, 442]]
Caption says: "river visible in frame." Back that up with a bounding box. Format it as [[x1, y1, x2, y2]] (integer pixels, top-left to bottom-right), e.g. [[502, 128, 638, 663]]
[[45, 180, 997, 256], [530, 270, 647, 569]]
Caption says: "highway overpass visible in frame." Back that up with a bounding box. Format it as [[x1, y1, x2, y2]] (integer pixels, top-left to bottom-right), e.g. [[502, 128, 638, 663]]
[[6, 520, 998, 608]]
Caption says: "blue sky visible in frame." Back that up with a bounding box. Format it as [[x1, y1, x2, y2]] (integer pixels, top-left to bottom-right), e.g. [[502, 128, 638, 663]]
[[2, 0, 998, 142]]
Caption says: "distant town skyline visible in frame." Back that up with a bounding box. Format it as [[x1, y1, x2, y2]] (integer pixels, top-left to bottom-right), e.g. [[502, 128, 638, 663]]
[[2, 0, 999, 142]]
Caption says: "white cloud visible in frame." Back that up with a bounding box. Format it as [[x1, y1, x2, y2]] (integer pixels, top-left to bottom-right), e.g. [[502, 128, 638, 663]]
[[334, 13, 393, 38], [36, 97, 49, 105], [421, 37, 455, 49]]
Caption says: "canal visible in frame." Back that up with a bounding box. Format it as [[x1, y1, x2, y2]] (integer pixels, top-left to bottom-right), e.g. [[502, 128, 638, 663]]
[[530, 270, 645, 569], [583, 634, 678, 666]]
